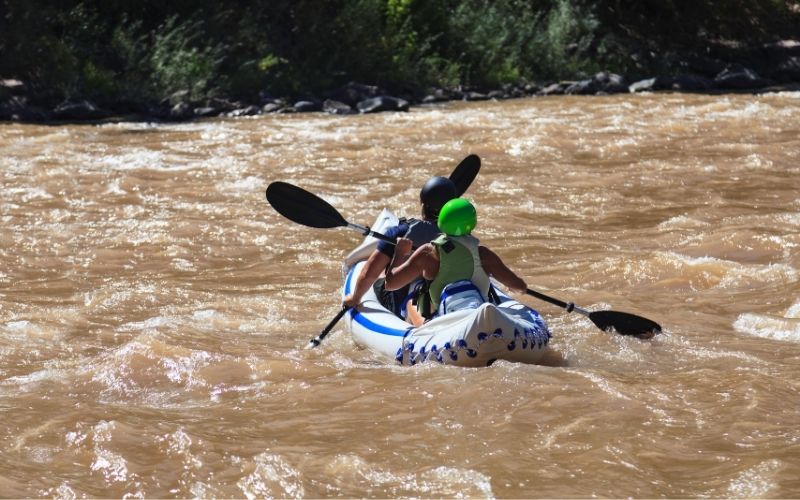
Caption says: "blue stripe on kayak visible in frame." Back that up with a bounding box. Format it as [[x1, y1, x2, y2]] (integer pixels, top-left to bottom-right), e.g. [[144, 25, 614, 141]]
[[351, 310, 409, 337], [344, 266, 409, 338], [345, 265, 356, 294]]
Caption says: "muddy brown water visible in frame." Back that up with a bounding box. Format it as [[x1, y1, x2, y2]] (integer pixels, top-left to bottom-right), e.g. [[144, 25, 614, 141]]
[[1, 93, 799, 498]]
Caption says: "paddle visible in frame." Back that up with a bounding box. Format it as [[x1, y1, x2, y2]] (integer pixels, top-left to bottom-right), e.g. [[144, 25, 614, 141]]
[[266, 181, 396, 244], [450, 154, 481, 196], [267, 155, 482, 348], [525, 288, 661, 338], [306, 306, 349, 349]]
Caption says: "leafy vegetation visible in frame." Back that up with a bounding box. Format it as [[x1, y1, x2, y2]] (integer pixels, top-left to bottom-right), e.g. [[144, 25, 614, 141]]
[[1, 0, 797, 109]]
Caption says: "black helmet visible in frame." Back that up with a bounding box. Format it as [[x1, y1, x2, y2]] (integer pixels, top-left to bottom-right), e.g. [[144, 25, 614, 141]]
[[420, 176, 457, 219]]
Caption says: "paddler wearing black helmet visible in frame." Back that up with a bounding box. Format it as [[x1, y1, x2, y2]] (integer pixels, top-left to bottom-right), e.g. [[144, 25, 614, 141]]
[[342, 176, 457, 317]]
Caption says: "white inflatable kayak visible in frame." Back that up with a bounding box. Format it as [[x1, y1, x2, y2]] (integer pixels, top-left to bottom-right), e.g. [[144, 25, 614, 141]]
[[341, 209, 551, 367]]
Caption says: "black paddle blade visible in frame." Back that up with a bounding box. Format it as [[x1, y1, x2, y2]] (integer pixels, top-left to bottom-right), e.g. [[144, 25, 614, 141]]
[[266, 181, 348, 229], [588, 310, 662, 338], [449, 154, 481, 196]]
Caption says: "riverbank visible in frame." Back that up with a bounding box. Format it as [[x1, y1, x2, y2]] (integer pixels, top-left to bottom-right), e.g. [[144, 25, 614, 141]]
[[3, 40, 799, 124]]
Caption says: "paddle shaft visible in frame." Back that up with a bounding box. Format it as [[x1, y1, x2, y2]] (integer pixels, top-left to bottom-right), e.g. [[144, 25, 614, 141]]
[[525, 288, 590, 317], [307, 306, 350, 348], [347, 222, 396, 245], [526, 288, 661, 336]]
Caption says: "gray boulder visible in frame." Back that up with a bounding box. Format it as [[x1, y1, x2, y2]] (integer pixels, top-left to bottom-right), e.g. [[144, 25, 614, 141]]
[[714, 65, 770, 89], [422, 89, 451, 103], [169, 101, 192, 119], [539, 82, 569, 95], [567, 71, 628, 95], [262, 101, 286, 113], [464, 91, 489, 101], [629, 77, 660, 93], [670, 74, 713, 91], [357, 96, 409, 113], [771, 56, 800, 82], [53, 100, 109, 121], [323, 99, 355, 115], [227, 105, 262, 117], [0, 95, 51, 121], [329, 82, 386, 107], [193, 106, 218, 117], [627, 73, 719, 93], [294, 100, 322, 112]]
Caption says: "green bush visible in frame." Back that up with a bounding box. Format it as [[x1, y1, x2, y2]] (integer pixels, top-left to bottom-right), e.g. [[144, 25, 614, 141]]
[[109, 18, 153, 103], [445, 0, 603, 86], [149, 16, 225, 103], [529, 0, 601, 80], [0, 0, 798, 111]]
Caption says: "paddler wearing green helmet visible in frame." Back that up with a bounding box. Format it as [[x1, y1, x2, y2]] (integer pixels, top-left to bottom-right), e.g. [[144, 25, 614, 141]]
[[385, 198, 528, 326]]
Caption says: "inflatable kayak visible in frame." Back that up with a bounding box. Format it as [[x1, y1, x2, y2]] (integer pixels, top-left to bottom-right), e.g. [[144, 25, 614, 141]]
[[341, 209, 551, 367]]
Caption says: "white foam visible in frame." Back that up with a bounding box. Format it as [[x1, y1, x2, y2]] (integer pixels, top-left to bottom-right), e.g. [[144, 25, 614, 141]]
[[104, 178, 127, 195], [719, 262, 797, 288], [2, 320, 60, 343], [192, 309, 219, 321], [324, 454, 493, 498], [91, 447, 129, 482], [725, 459, 783, 498], [786, 301, 800, 319], [643, 252, 798, 290], [6, 320, 33, 331], [505, 137, 558, 158], [49, 482, 78, 499], [4, 367, 70, 388], [91, 150, 173, 172], [172, 258, 195, 271], [87, 420, 131, 483], [162, 351, 213, 386], [7, 186, 53, 202], [657, 215, 711, 230], [734, 304, 800, 342], [218, 175, 264, 193], [776, 212, 800, 227], [237, 452, 304, 499], [118, 315, 175, 332]]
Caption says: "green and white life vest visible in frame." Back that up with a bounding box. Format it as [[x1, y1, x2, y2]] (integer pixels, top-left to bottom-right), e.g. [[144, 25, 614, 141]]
[[428, 234, 491, 312]]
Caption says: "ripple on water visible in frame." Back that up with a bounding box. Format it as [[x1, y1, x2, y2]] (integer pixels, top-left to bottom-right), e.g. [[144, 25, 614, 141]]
[[322, 454, 493, 498], [615, 251, 798, 291], [722, 458, 784, 498], [734, 301, 800, 343], [237, 452, 304, 499]]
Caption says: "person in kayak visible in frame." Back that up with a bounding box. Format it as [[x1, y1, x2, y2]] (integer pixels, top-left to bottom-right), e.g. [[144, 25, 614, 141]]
[[384, 198, 527, 326], [342, 176, 458, 317]]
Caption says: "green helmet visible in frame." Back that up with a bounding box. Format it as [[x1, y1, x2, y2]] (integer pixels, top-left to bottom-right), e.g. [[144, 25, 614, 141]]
[[438, 198, 477, 236]]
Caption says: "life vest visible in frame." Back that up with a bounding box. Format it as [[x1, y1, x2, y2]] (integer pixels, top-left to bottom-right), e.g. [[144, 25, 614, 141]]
[[428, 234, 491, 314], [400, 218, 441, 249], [387, 218, 441, 319]]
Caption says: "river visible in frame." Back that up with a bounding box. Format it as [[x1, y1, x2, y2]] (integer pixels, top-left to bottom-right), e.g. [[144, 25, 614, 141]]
[[1, 92, 799, 498]]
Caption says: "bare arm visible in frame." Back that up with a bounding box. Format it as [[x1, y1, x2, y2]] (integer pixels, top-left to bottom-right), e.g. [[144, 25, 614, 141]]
[[343, 250, 390, 307], [385, 243, 438, 291], [479, 246, 527, 294]]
